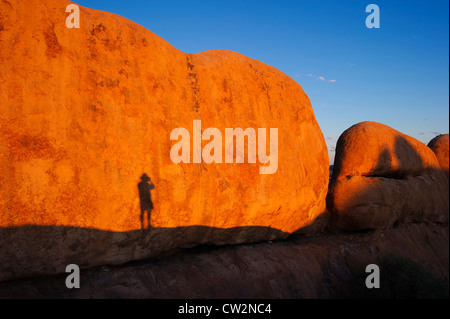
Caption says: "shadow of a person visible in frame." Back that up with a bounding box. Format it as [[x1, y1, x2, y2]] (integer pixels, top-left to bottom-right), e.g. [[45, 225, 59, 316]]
[[138, 173, 155, 230]]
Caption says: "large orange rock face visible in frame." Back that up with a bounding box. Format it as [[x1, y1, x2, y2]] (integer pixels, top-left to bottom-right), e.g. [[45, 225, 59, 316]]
[[327, 122, 449, 231], [0, 1, 328, 279]]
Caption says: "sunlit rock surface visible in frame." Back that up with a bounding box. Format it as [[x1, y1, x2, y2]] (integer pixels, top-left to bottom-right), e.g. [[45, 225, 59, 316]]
[[0, 0, 328, 281]]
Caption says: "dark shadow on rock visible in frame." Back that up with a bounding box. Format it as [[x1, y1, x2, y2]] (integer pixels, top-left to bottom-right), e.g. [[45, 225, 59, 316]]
[[0, 222, 448, 299], [0, 224, 290, 282], [137, 173, 155, 230]]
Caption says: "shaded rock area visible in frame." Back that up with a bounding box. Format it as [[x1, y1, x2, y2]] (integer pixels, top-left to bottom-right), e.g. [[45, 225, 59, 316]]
[[0, 225, 288, 282], [0, 222, 447, 299]]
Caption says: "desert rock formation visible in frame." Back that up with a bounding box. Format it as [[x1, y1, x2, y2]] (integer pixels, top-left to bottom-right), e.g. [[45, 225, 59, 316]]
[[0, 1, 447, 298], [0, 0, 328, 281], [327, 122, 449, 231]]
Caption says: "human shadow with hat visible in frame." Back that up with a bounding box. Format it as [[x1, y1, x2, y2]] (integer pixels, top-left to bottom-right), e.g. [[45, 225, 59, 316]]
[[138, 173, 155, 230]]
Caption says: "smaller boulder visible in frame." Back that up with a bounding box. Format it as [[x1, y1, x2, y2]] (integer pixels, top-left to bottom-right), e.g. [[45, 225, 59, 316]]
[[428, 134, 449, 177], [327, 122, 448, 231]]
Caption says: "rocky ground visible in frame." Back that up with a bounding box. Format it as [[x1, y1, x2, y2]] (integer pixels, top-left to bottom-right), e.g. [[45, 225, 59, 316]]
[[0, 220, 447, 299]]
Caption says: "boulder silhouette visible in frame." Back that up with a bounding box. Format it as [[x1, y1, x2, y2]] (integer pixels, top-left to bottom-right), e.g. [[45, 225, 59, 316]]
[[0, 0, 328, 280], [327, 122, 449, 231]]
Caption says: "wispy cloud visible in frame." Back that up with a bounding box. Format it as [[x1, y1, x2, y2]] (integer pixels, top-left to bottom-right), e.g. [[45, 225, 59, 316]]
[[423, 118, 431, 121], [307, 73, 336, 83], [326, 136, 333, 141], [418, 132, 425, 135]]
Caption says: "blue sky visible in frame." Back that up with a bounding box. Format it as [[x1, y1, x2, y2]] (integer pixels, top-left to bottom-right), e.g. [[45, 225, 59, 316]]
[[75, 0, 449, 163]]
